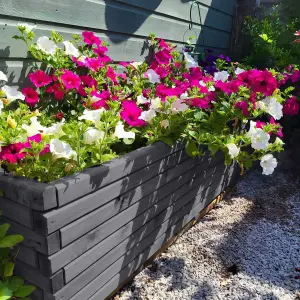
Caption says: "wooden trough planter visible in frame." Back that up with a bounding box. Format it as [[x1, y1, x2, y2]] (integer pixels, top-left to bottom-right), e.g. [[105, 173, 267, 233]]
[[0, 142, 240, 300]]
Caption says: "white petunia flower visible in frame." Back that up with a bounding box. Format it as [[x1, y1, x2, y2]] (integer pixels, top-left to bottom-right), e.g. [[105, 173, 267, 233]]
[[139, 109, 156, 122], [22, 116, 45, 136], [274, 137, 284, 146], [50, 139, 77, 160], [83, 128, 104, 144], [2, 85, 25, 103], [78, 108, 105, 124], [235, 67, 245, 75], [180, 92, 189, 100], [199, 80, 206, 87], [171, 99, 188, 114], [251, 128, 270, 150], [136, 94, 150, 105], [260, 154, 277, 175], [245, 120, 257, 139], [263, 97, 283, 120], [208, 85, 215, 92], [0, 71, 7, 82], [161, 119, 169, 129], [214, 71, 229, 82], [183, 52, 198, 68], [63, 41, 80, 57], [37, 36, 57, 55], [226, 143, 240, 158], [130, 62, 143, 69], [150, 97, 162, 110], [145, 69, 160, 84], [114, 122, 135, 139], [43, 120, 65, 136], [256, 101, 266, 111], [18, 23, 37, 33]]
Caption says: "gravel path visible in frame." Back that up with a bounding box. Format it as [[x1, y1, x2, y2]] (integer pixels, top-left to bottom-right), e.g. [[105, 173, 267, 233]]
[[114, 170, 300, 300]]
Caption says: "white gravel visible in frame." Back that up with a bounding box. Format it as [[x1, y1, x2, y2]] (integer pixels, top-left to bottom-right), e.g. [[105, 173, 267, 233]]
[[114, 170, 300, 300]]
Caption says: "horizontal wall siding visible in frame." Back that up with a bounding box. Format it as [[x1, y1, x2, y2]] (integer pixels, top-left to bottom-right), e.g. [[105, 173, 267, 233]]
[[0, 0, 235, 86]]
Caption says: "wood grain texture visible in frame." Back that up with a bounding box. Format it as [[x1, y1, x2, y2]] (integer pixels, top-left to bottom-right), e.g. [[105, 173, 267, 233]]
[[0, 171, 57, 211], [33, 148, 189, 236]]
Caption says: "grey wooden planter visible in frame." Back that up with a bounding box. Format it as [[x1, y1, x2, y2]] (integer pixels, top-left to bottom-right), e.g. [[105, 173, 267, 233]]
[[0, 142, 240, 300]]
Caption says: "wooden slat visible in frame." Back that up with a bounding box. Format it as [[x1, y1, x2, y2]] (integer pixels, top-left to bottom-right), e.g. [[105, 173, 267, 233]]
[[63, 163, 221, 283], [0, 196, 33, 228], [0, 0, 231, 48], [17, 245, 39, 269], [37, 158, 216, 276], [1, 217, 60, 255], [53, 142, 183, 207], [15, 261, 64, 293], [0, 170, 57, 211], [33, 148, 189, 235], [113, 0, 233, 32]]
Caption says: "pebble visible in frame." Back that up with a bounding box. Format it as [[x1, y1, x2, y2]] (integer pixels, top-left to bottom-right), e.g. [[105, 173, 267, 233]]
[[114, 170, 300, 300]]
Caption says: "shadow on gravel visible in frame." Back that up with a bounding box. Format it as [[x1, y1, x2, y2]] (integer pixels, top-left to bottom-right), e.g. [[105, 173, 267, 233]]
[[214, 170, 300, 293]]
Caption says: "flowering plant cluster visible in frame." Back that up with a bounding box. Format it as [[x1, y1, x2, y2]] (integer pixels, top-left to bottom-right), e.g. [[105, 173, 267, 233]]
[[0, 25, 296, 181]]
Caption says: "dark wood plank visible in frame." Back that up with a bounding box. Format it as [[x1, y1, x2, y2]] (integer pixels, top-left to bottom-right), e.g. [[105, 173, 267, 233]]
[[17, 245, 39, 269], [0, 196, 33, 228], [15, 261, 64, 293], [33, 148, 188, 235], [0, 171, 57, 211], [54, 142, 184, 207], [1, 217, 60, 255]]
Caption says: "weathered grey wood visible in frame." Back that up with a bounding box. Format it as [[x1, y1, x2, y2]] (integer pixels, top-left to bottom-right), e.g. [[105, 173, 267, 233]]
[[37, 158, 211, 276], [63, 162, 221, 283], [53, 142, 183, 207], [1, 217, 60, 255], [0, 196, 33, 228], [0, 0, 231, 49], [15, 261, 64, 293], [17, 245, 39, 269], [58, 154, 198, 246], [33, 148, 189, 235], [0, 171, 57, 210], [114, 0, 233, 32]]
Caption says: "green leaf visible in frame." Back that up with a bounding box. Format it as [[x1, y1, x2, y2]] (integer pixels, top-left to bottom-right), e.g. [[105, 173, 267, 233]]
[[123, 138, 135, 145], [185, 141, 199, 157], [14, 285, 35, 298], [208, 144, 219, 156], [0, 286, 13, 300], [0, 235, 24, 248], [158, 136, 173, 147], [6, 276, 24, 292], [0, 190, 4, 197], [3, 263, 14, 277], [0, 225, 10, 240]]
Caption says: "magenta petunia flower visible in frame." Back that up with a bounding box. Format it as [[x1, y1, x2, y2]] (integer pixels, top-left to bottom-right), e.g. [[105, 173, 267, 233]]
[[28, 70, 52, 88], [255, 120, 266, 129], [156, 84, 184, 101], [82, 31, 101, 46], [247, 70, 278, 96], [190, 98, 211, 109], [120, 100, 146, 127], [290, 70, 300, 83], [85, 57, 104, 72], [269, 117, 283, 138], [61, 70, 81, 90], [22, 87, 39, 106], [46, 83, 65, 100], [283, 96, 299, 116], [106, 66, 117, 84], [235, 101, 249, 116], [93, 45, 108, 56], [155, 49, 172, 65]]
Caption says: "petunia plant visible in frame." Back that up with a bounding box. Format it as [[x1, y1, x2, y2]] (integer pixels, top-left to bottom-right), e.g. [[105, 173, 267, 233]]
[[0, 24, 297, 181]]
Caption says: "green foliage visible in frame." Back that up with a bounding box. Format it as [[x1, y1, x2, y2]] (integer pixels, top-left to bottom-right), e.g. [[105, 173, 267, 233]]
[[0, 223, 35, 300], [243, 5, 300, 69]]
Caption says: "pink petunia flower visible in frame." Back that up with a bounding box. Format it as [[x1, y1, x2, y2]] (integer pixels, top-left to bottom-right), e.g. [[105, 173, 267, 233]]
[[85, 57, 104, 72], [28, 70, 52, 87], [235, 101, 249, 116], [22, 87, 39, 106], [190, 98, 211, 109], [61, 70, 81, 90], [283, 96, 299, 116], [82, 31, 101, 46], [120, 100, 146, 127], [155, 49, 173, 65], [93, 45, 108, 56], [106, 66, 118, 84], [46, 83, 65, 100], [269, 117, 283, 137]]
